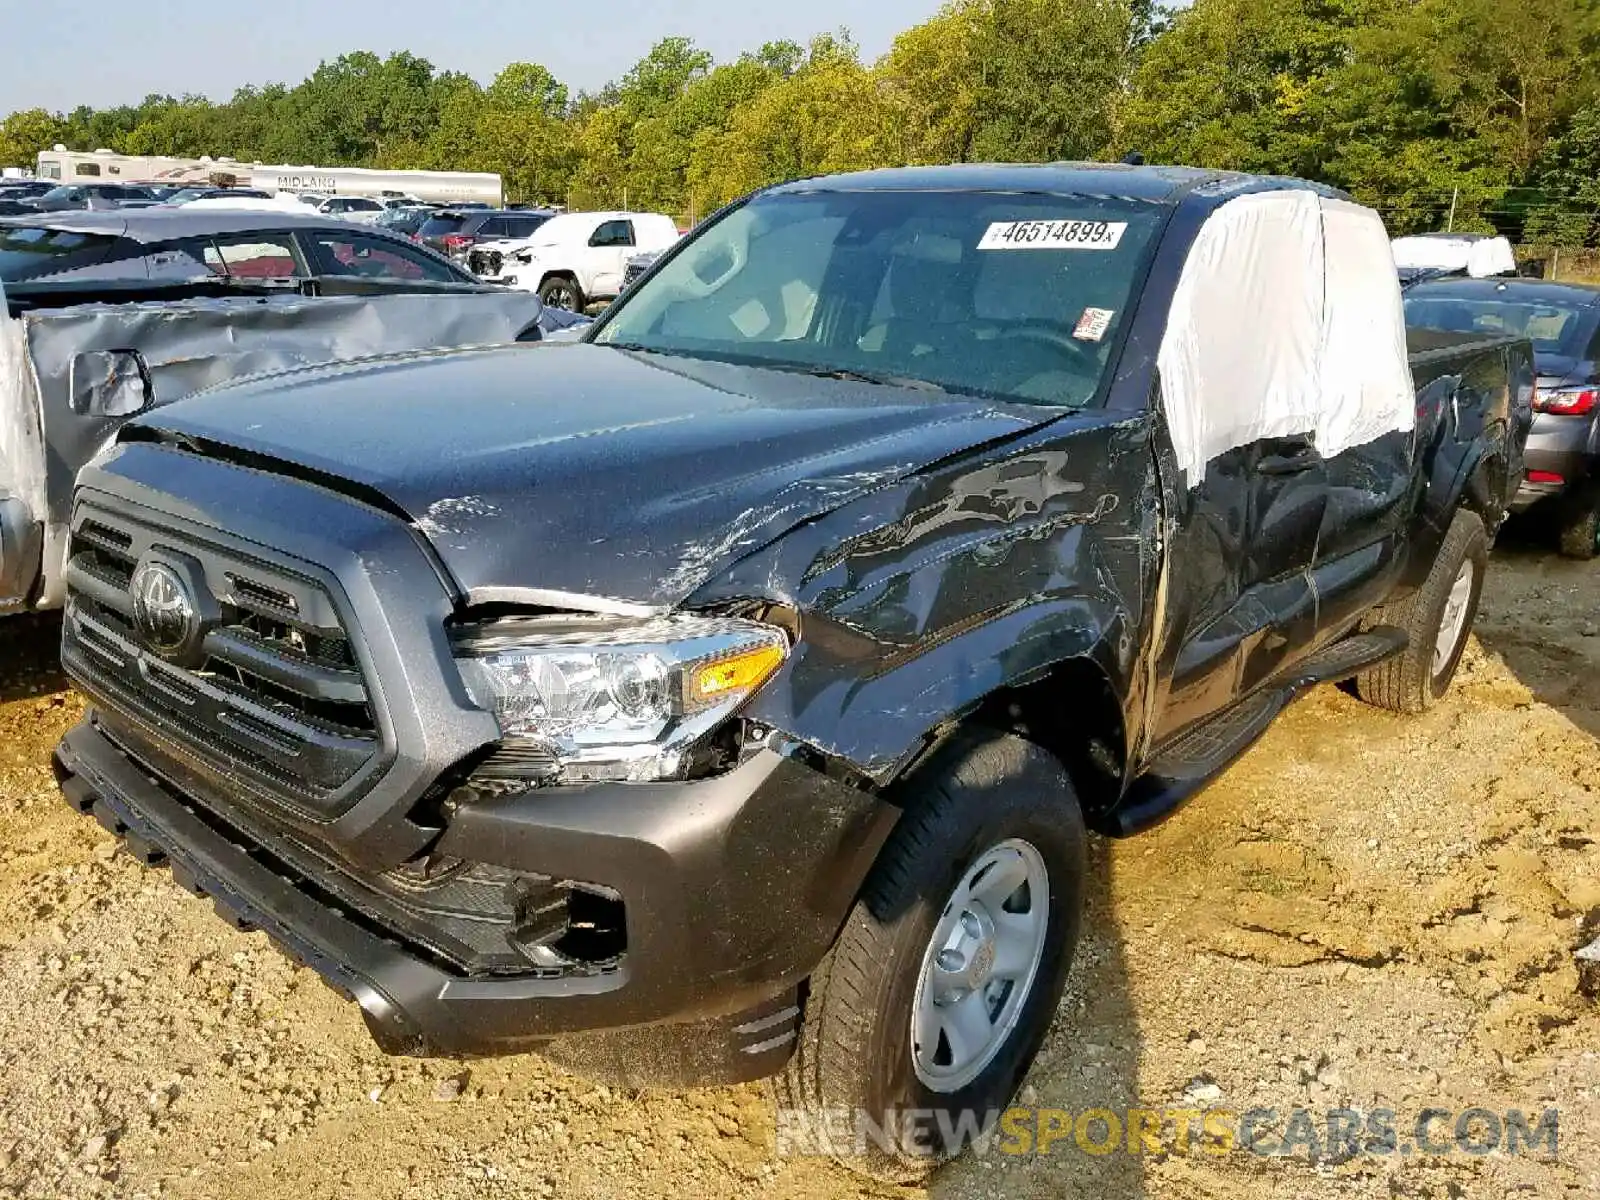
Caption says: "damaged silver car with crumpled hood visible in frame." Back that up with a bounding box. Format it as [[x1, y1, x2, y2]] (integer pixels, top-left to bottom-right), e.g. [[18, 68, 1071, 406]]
[[0, 244, 587, 616]]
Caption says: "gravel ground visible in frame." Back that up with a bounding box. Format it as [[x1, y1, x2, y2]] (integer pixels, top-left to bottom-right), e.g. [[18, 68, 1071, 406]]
[[0, 538, 1595, 1200]]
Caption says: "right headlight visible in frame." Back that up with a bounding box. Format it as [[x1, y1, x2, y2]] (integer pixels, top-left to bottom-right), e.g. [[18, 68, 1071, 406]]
[[454, 614, 788, 785]]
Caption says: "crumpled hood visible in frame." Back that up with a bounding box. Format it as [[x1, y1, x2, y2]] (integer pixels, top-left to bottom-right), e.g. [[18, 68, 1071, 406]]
[[135, 343, 1050, 608]]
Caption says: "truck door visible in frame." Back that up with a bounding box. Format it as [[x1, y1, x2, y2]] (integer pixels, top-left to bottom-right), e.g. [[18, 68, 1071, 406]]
[[1151, 190, 1332, 738], [1235, 433, 1329, 694], [1305, 199, 1418, 640], [586, 219, 636, 296]]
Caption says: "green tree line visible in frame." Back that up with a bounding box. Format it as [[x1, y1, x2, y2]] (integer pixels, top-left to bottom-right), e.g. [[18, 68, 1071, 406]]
[[3, 0, 1600, 240]]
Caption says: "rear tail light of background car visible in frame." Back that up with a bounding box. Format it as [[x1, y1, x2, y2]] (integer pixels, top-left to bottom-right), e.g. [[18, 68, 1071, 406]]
[[1533, 387, 1598, 415], [442, 234, 473, 253], [1527, 470, 1566, 485]]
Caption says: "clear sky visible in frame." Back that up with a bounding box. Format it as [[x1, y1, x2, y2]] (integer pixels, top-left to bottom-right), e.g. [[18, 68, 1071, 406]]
[[0, 0, 947, 116]]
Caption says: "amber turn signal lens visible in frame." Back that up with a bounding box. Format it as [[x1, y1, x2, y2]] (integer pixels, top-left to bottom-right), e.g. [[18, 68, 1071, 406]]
[[686, 644, 786, 708]]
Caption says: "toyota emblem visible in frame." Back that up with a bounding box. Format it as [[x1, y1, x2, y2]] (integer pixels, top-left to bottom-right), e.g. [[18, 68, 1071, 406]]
[[131, 561, 199, 657]]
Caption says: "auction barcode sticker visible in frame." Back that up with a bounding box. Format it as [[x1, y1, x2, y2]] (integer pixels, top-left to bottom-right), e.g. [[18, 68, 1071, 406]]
[[978, 220, 1127, 250]]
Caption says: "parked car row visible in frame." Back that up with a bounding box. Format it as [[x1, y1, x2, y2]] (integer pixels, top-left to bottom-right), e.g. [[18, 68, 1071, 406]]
[[0, 210, 486, 287]]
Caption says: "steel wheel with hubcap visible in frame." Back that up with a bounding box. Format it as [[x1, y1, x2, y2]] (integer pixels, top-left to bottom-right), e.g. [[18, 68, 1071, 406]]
[[779, 730, 1086, 1182], [1356, 508, 1488, 713], [911, 839, 1050, 1093], [1432, 559, 1477, 682]]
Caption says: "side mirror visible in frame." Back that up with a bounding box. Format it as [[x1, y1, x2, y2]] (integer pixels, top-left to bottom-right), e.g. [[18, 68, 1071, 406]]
[[70, 350, 151, 418]]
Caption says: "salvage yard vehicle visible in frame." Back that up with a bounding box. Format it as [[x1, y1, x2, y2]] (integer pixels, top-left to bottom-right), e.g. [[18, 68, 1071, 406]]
[[620, 248, 664, 292], [374, 205, 438, 240], [0, 210, 484, 286], [0, 268, 585, 617], [313, 196, 386, 225], [476, 210, 680, 309], [1392, 232, 1518, 285], [51, 165, 1531, 1178], [418, 208, 554, 264], [160, 187, 276, 206], [1405, 276, 1600, 559], [25, 183, 160, 212]]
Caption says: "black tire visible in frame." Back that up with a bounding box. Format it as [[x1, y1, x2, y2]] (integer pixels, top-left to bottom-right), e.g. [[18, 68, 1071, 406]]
[[1355, 509, 1488, 713], [1557, 485, 1599, 561], [778, 728, 1087, 1181], [538, 274, 583, 312]]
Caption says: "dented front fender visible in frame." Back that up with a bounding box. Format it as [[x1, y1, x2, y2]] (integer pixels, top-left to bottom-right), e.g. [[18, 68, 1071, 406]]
[[693, 411, 1163, 784]]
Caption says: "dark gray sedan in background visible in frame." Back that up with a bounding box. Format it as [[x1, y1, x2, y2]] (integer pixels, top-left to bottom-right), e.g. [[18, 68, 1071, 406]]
[[1405, 276, 1600, 558]]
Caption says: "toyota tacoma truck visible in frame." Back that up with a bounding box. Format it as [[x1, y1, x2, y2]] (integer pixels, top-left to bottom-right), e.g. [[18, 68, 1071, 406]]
[[52, 166, 1531, 1176]]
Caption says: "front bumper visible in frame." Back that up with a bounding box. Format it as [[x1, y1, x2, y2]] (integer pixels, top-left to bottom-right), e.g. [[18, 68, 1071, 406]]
[[56, 715, 898, 1083]]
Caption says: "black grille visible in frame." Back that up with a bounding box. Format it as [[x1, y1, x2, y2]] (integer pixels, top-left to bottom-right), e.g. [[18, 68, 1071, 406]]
[[61, 506, 383, 818], [468, 248, 503, 277]]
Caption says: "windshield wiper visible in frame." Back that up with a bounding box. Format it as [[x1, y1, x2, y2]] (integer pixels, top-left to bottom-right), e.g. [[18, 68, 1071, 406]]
[[754, 362, 954, 393], [601, 343, 959, 395]]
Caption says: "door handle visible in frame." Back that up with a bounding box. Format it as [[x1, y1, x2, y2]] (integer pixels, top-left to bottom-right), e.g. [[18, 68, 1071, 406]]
[[1257, 442, 1321, 476]]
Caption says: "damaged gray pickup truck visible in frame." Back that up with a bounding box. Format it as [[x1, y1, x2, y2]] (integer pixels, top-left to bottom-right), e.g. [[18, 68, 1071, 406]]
[[52, 166, 1533, 1176]]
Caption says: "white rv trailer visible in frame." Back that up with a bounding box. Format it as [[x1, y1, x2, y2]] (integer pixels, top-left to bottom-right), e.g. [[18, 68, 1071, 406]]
[[34, 148, 504, 205], [36, 147, 244, 185]]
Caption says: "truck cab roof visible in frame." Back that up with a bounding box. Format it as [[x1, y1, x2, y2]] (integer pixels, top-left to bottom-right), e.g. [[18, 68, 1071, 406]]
[[766, 162, 1349, 209]]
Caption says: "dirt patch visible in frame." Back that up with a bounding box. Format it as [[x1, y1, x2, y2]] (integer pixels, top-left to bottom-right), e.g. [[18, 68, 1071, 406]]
[[0, 552, 1595, 1200]]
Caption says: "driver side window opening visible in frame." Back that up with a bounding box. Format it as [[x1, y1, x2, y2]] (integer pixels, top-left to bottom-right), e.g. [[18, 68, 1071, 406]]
[[590, 220, 637, 248]]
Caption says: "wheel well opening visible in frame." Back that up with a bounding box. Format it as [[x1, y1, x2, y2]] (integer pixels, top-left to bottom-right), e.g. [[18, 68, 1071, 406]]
[[967, 659, 1127, 820]]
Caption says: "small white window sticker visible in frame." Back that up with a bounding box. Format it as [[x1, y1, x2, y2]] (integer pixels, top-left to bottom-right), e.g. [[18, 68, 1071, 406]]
[[978, 220, 1127, 251], [1073, 307, 1116, 342]]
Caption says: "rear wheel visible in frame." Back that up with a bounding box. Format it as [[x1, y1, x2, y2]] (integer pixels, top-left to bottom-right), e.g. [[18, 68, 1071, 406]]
[[1355, 508, 1488, 713], [1557, 484, 1599, 561], [778, 729, 1086, 1181], [539, 274, 583, 312]]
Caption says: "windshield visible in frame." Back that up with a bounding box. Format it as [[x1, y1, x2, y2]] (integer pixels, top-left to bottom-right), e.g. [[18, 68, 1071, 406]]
[[1404, 293, 1591, 356], [0, 226, 120, 281], [594, 190, 1163, 407]]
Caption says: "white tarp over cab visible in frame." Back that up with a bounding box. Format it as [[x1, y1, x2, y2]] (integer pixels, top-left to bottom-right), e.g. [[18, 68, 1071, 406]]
[[1158, 190, 1416, 488]]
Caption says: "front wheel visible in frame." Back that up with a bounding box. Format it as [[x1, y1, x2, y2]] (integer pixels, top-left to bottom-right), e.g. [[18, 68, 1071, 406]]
[[1355, 508, 1488, 713], [778, 729, 1086, 1181]]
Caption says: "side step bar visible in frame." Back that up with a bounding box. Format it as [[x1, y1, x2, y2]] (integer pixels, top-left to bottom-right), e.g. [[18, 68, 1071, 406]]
[[1099, 626, 1409, 838]]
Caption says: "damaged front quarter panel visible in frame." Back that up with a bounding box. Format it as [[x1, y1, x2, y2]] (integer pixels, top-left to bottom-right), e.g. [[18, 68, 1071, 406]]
[[691, 409, 1163, 787]]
